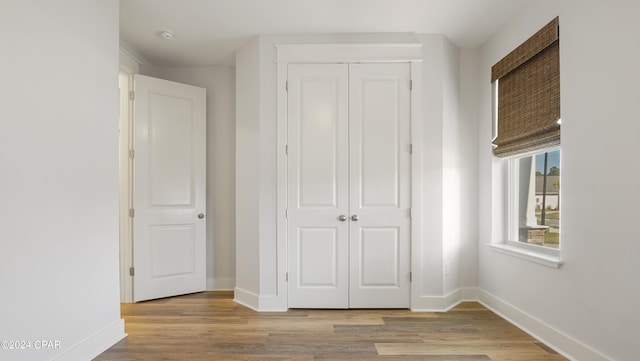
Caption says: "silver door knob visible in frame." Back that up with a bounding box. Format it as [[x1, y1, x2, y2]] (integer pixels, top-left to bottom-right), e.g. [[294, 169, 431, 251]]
[[197, 213, 205, 219], [351, 214, 359, 222], [338, 215, 347, 222]]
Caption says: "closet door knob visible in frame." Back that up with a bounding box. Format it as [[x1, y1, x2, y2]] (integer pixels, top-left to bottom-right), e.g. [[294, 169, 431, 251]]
[[351, 214, 359, 222], [338, 215, 347, 222]]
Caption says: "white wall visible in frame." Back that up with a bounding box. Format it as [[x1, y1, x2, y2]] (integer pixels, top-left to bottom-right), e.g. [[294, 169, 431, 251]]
[[235, 38, 262, 301], [458, 47, 480, 290], [416, 34, 445, 298], [441, 37, 463, 296], [415, 34, 478, 306], [151, 66, 237, 290], [442, 38, 481, 297], [0, 1, 124, 360], [477, 1, 640, 360]]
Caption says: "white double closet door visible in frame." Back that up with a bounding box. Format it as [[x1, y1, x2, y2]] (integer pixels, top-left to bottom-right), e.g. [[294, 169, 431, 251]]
[[287, 63, 411, 309]]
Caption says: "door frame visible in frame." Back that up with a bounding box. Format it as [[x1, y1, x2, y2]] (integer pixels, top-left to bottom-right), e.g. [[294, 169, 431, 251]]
[[118, 48, 140, 303], [275, 43, 423, 310]]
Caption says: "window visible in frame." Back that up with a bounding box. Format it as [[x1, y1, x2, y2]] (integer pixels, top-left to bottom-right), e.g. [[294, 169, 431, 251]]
[[491, 17, 562, 261], [508, 149, 561, 251]]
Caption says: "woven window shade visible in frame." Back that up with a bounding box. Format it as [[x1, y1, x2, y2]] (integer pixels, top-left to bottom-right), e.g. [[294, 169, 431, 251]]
[[492, 17, 560, 157]]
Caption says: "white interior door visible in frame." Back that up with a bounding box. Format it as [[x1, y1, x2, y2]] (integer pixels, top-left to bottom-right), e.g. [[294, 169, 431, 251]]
[[348, 63, 411, 308], [287, 64, 350, 308], [132, 74, 206, 302], [287, 63, 411, 309]]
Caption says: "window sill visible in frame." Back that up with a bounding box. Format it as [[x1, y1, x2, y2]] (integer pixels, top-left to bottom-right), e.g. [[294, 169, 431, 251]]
[[487, 243, 563, 269]]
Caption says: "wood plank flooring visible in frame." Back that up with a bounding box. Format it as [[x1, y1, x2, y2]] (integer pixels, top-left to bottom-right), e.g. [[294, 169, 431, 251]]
[[95, 291, 565, 361]]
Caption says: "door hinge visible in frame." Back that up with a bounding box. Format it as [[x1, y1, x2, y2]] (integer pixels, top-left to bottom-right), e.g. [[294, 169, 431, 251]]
[[129, 149, 135, 159], [409, 144, 413, 154], [285, 144, 288, 155], [409, 208, 413, 219], [129, 208, 135, 218], [129, 267, 135, 276], [286, 81, 288, 92], [286, 272, 288, 282], [129, 90, 135, 101], [410, 272, 412, 282], [285, 209, 288, 218], [409, 80, 413, 91]]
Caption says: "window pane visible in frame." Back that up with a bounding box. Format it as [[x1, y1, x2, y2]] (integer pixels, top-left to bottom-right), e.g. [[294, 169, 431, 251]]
[[517, 150, 560, 248]]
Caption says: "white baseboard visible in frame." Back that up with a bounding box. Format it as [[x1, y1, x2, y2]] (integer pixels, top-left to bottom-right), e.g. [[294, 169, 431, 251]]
[[53, 319, 125, 361], [478, 289, 611, 361], [233, 287, 259, 311], [411, 288, 462, 311], [233, 287, 287, 312], [207, 277, 235, 291], [255, 294, 287, 312]]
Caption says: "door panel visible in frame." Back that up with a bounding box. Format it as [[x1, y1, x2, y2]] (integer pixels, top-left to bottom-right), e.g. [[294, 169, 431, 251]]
[[358, 76, 402, 207], [149, 225, 196, 277], [298, 227, 339, 286], [287, 64, 349, 308], [133, 74, 206, 302], [148, 93, 195, 206], [297, 77, 342, 208], [349, 63, 411, 308], [359, 227, 400, 286]]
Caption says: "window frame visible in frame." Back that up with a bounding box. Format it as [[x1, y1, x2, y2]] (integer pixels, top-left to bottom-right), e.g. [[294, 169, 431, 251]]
[[506, 148, 561, 257], [487, 148, 563, 268]]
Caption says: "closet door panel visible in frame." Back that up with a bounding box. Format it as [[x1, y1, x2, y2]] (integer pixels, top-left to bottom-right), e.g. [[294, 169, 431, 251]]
[[349, 63, 411, 308], [287, 64, 350, 308]]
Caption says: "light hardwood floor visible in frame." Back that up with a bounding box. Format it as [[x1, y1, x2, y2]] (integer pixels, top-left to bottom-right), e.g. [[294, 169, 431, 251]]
[[95, 291, 565, 360]]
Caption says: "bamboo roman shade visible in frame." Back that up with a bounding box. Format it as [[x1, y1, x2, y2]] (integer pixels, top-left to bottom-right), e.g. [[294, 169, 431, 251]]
[[491, 17, 560, 157]]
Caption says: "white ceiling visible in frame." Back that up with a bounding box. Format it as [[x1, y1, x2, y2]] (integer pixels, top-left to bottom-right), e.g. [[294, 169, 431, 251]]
[[120, 0, 529, 67]]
